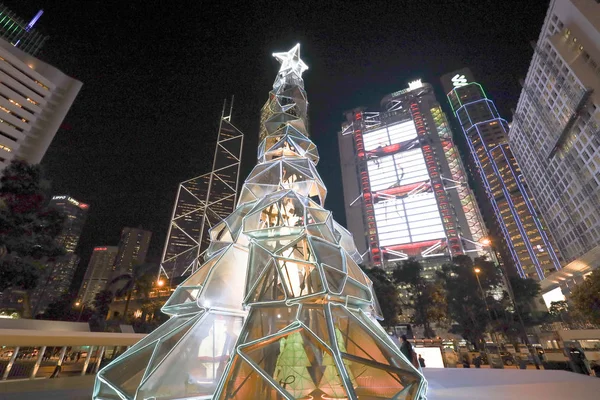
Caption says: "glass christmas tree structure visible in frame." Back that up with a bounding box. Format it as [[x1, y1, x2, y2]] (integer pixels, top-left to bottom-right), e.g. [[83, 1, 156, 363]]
[[93, 44, 427, 400]]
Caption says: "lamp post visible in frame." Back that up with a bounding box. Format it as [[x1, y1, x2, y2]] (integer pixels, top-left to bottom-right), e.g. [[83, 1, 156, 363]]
[[76, 301, 85, 322], [479, 237, 541, 370], [474, 267, 496, 345]]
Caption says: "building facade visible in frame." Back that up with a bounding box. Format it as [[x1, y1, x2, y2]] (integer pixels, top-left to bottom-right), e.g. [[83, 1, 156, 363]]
[[160, 101, 243, 283], [77, 246, 119, 306], [0, 36, 81, 170], [339, 80, 489, 268], [445, 77, 563, 280], [110, 227, 152, 280], [509, 0, 600, 292], [32, 195, 89, 314], [0, 5, 47, 56]]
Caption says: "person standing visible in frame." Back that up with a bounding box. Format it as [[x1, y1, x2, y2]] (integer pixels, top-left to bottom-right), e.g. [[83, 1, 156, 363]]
[[568, 345, 589, 375], [418, 354, 426, 368], [400, 335, 419, 369]]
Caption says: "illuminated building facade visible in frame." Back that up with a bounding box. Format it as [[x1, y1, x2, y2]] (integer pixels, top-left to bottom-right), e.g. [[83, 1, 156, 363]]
[[111, 227, 152, 279], [160, 102, 243, 283], [509, 0, 600, 295], [0, 5, 47, 56], [0, 35, 81, 170], [339, 80, 489, 267], [33, 195, 89, 314], [78, 246, 119, 306], [446, 76, 562, 280], [95, 44, 426, 400]]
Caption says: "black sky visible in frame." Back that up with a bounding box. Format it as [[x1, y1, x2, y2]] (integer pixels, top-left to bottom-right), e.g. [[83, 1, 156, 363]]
[[7, 1, 549, 284]]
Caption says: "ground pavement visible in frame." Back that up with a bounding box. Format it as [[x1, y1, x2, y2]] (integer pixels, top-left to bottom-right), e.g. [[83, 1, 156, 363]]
[[1, 369, 599, 399]]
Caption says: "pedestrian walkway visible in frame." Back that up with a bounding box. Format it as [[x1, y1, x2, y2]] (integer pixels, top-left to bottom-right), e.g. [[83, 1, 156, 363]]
[[0, 375, 94, 400], [425, 368, 600, 399]]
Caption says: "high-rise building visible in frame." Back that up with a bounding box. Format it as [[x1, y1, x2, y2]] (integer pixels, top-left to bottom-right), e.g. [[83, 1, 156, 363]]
[[339, 79, 490, 268], [32, 195, 89, 314], [444, 70, 563, 280], [77, 246, 118, 306], [0, 4, 47, 56], [0, 35, 81, 170], [111, 227, 152, 278], [160, 101, 243, 282], [509, 0, 600, 293]]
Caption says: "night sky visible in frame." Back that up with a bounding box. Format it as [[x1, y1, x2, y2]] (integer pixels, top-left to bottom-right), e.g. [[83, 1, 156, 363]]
[[8, 1, 548, 285]]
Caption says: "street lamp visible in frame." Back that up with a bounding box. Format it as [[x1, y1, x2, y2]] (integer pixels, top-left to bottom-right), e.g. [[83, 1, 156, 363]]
[[474, 267, 494, 334], [478, 238, 541, 369], [157, 279, 165, 287]]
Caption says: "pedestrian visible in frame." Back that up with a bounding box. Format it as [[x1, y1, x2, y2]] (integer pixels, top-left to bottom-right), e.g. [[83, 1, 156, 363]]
[[400, 335, 419, 369], [473, 354, 482, 368], [418, 354, 426, 368], [462, 356, 471, 368], [590, 361, 600, 378], [568, 345, 589, 375]]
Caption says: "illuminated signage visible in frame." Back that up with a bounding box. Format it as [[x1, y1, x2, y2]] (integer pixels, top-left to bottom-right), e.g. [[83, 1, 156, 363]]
[[408, 79, 423, 91], [52, 195, 88, 209], [451, 74, 468, 87], [94, 247, 108, 251]]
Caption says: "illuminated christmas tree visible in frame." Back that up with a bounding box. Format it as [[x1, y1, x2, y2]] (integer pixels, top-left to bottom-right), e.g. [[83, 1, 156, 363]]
[[93, 44, 426, 400]]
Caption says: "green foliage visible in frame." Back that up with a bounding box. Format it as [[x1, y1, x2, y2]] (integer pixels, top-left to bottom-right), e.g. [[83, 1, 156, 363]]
[[362, 266, 402, 329], [571, 270, 600, 325], [39, 292, 78, 321], [0, 160, 66, 293], [392, 258, 448, 338], [437, 255, 500, 348], [110, 263, 158, 321], [89, 289, 114, 331], [508, 276, 547, 327]]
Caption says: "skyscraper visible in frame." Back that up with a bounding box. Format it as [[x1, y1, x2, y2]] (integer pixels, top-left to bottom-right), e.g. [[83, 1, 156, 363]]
[[111, 227, 152, 278], [77, 246, 118, 306], [160, 101, 243, 282], [509, 0, 600, 291], [0, 35, 81, 170], [0, 4, 47, 56], [339, 79, 489, 268], [444, 71, 563, 280], [33, 195, 89, 314]]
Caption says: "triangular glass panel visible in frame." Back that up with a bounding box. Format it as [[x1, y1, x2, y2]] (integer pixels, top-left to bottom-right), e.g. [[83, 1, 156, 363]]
[[276, 236, 314, 262], [346, 256, 369, 286], [306, 208, 330, 224], [306, 223, 336, 242], [100, 342, 155, 398], [299, 305, 330, 348], [341, 278, 372, 303], [276, 258, 323, 298], [144, 314, 201, 380], [241, 305, 299, 344], [247, 258, 287, 303], [237, 186, 258, 205], [246, 243, 273, 289], [162, 286, 203, 315], [138, 313, 244, 400], [341, 355, 420, 399], [322, 264, 347, 294], [94, 380, 122, 400], [309, 237, 344, 271], [216, 357, 287, 400], [199, 245, 249, 310]]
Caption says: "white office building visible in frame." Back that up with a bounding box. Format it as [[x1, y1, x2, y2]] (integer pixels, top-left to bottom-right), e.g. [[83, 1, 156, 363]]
[[0, 37, 81, 169], [510, 0, 600, 297]]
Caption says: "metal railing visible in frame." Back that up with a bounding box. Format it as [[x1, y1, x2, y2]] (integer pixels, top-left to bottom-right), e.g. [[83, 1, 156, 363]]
[[0, 329, 145, 381]]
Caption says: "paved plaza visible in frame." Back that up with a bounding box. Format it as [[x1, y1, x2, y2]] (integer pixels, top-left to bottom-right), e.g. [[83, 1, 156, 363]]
[[1, 369, 599, 399]]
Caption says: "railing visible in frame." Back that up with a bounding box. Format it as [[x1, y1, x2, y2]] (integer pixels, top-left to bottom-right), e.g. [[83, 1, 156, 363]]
[[0, 329, 145, 381]]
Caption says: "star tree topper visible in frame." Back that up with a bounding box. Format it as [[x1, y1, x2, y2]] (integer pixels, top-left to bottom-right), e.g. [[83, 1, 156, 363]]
[[273, 43, 308, 78]]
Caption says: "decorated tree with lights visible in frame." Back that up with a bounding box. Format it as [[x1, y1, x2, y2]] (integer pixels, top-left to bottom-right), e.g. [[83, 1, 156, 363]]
[[93, 44, 426, 400]]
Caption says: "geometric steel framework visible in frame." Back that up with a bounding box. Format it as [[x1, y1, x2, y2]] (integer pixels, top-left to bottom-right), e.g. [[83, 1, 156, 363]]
[[159, 102, 244, 282], [94, 44, 426, 400]]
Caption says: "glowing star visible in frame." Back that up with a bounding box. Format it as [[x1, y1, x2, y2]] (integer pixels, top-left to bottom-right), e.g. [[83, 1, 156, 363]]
[[273, 43, 308, 77]]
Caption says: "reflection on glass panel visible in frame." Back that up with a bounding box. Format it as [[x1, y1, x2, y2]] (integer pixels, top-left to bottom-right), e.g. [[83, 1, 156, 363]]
[[137, 313, 243, 400]]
